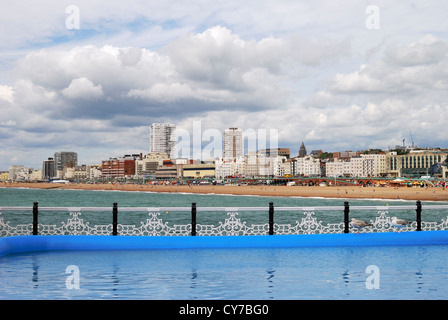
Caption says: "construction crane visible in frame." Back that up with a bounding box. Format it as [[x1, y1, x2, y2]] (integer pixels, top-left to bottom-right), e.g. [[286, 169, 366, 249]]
[[409, 131, 415, 148]]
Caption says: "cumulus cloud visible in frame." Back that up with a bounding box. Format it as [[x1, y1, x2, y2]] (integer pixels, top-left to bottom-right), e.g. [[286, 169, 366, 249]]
[[330, 35, 448, 98], [62, 77, 103, 100], [0, 85, 14, 103], [13, 26, 329, 123]]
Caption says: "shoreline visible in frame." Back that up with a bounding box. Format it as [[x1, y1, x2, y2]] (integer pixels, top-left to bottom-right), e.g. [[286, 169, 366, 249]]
[[2, 182, 448, 202]]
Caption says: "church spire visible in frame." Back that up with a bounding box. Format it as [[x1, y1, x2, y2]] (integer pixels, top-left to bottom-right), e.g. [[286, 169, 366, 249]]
[[298, 142, 307, 157]]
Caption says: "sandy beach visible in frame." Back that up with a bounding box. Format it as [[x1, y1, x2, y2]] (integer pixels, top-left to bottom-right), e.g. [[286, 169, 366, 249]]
[[3, 181, 448, 201]]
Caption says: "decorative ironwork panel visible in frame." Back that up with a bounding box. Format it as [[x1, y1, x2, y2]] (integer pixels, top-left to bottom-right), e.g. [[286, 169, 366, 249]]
[[275, 211, 344, 235], [118, 211, 191, 236], [0, 212, 33, 236], [197, 211, 268, 236], [38, 212, 113, 235]]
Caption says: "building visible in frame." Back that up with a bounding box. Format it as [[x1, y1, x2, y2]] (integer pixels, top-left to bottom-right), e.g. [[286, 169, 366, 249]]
[[325, 154, 386, 178], [298, 142, 307, 157], [154, 159, 178, 179], [259, 148, 290, 159], [88, 165, 102, 180], [102, 155, 141, 179], [8, 165, 38, 181], [135, 152, 171, 177], [54, 152, 78, 177], [244, 151, 259, 177], [295, 156, 321, 176], [0, 171, 9, 181], [326, 159, 351, 177], [386, 150, 448, 178], [150, 123, 176, 158], [42, 158, 55, 180], [350, 154, 386, 177], [73, 164, 90, 180], [8, 165, 27, 181], [182, 164, 216, 179], [30, 169, 42, 181], [215, 157, 246, 178], [333, 151, 361, 159], [222, 128, 243, 159]]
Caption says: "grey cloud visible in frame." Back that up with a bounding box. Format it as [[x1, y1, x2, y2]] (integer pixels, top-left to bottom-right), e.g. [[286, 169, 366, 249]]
[[385, 35, 448, 67], [329, 35, 448, 98]]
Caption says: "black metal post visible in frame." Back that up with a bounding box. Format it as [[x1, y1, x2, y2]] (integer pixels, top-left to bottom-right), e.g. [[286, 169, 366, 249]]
[[344, 201, 350, 233], [32, 202, 38, 235], [191, 202, 197, 236], [269, 202, 274, 235], [416, 200, 422, 231], [112, 202, 118, 236]]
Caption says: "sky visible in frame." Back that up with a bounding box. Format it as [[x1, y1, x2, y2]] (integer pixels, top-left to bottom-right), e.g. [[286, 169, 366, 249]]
[[1, 0, 448, 170]]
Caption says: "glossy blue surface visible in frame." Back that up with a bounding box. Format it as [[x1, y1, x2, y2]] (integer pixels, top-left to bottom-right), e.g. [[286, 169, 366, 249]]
[[2, 231, 448, 257]]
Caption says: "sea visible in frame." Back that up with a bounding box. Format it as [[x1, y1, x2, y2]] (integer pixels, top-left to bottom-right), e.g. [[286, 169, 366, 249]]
[[1, 186, 446, 232]]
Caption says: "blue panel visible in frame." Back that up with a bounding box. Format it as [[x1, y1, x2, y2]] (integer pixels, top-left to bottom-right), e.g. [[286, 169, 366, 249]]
[[1, 231, 448, 257]]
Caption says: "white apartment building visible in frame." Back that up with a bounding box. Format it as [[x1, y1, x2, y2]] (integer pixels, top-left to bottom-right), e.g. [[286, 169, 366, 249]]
[[273, 156, 290, 177], [215, 157, 245, 178], [236, 152, 289, 177], [8, 165, 33, 181], [350, 154, 386, 177], [295, 156, 321, 176], [326, 154, 386, 177], [244, 151, 259, 177], [150, 123, 176, 158], [89, 165, 102, 179], [326, 159, 351, 177], [222, 128, 243, 159]]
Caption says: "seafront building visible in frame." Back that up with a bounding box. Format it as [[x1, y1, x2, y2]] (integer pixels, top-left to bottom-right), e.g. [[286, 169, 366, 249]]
[[8, 165, 28, 181], [0, 171, 9, 181], [135, 152, 171, 177], [182, 163, 216, 179], [8, 165, 38, 181], [386, 150, 448, 178], [102, 154, 142, 179], [215, 157, 244, 178], [294, 156, 321, 177], [350, 154, 387, 178]]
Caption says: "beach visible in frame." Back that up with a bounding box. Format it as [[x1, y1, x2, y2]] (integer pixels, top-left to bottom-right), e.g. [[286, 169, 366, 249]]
[[3, 182, 448, 201]]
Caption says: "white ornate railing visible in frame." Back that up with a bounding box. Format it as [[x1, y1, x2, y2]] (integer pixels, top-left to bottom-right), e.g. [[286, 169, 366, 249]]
[[1, 203, 448, 237]]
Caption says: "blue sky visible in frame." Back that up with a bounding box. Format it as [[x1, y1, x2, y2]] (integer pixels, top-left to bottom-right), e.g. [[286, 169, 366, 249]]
[[1, 1, 448, 170]]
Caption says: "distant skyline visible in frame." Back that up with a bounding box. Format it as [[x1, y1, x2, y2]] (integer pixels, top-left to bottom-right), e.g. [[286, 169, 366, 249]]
[[1, 1, 448, 170]]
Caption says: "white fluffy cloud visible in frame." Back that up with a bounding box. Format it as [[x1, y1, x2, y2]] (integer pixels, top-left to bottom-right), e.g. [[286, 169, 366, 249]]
[[62, 77, 103, 100]]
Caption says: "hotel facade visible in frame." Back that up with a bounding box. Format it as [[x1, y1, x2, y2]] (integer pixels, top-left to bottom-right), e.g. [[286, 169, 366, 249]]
[[386, 150, 448, 178]]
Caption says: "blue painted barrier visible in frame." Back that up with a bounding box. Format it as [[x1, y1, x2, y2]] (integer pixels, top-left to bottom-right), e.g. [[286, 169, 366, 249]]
[[1, 231, 448, 257]]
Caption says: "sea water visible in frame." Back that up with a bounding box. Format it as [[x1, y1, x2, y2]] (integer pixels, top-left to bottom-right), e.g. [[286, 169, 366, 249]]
[[1, 186, 445, 228]]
